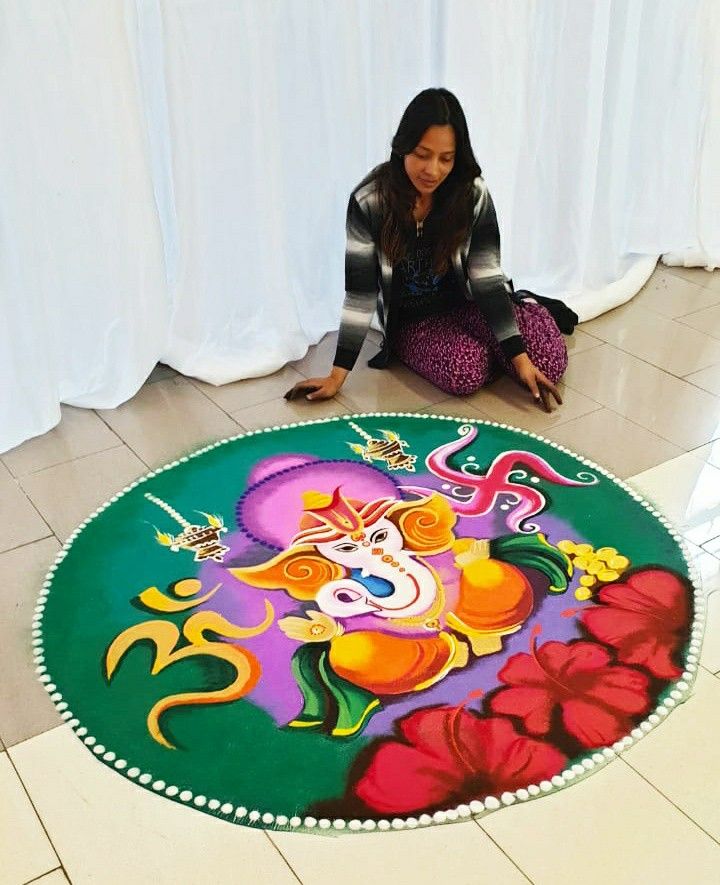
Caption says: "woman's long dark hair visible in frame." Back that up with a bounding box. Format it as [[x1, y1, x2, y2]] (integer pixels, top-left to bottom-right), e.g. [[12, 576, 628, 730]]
[[372, 88, 482, 273]]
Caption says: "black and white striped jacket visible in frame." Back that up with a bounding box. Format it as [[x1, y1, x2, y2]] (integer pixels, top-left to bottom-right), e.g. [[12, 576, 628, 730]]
[[334, 172, 524, 371]]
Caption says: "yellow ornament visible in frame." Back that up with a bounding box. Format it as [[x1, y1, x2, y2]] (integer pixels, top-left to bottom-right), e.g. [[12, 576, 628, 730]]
[[575, 587, 593, 601], [580, 575, 597, 587], [596, 546, 618, 561], [597, 569, 620, 582]]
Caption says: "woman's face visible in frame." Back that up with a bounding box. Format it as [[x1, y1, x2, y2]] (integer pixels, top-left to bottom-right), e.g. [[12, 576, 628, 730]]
[[404, 125, 456, 196]]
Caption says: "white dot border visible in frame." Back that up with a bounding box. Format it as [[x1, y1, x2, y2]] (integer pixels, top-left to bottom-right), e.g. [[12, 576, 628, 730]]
[[32, 411, 705, 834]]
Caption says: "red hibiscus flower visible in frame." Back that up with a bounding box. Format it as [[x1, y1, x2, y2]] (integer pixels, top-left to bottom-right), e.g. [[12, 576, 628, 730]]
[[489, 635, 652, 748], [354, 706, 566, 815], [580, 568, 690, 679]]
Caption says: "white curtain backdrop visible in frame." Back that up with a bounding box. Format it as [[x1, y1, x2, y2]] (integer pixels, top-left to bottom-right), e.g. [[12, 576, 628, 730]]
[[1, 0, 718, 454], [442, 0, 719, 319], [0, 1, 169, 454], [136, 0, 440, 382]]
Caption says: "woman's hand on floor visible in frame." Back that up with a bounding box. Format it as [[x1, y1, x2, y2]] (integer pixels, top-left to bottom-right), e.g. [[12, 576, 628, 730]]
[[510, 353, 563, 412], [284, 366, 348, 402]]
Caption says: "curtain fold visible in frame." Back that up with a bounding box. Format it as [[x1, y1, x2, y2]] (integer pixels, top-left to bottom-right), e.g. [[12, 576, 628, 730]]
[[0, 1, 169, 453], [441, 0, 715, 320], [147, 0, 439, 383], [663, 0, 720, 271], [1, 0, 718, 453]]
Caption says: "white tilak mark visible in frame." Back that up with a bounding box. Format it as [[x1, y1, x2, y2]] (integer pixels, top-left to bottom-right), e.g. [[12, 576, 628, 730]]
[[361, 568, 370, 578]]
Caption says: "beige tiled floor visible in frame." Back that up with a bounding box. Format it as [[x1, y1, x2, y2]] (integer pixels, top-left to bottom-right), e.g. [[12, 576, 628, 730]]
[[582, 299, 720, 377], [2, 261, 720, 884]]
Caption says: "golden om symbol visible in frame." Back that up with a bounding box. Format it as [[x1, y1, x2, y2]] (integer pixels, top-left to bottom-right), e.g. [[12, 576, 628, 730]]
[[104, 578, 274, 749]]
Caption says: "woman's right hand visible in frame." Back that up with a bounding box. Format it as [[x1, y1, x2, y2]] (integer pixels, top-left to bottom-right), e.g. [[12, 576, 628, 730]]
[[284, 366, 348, 402]]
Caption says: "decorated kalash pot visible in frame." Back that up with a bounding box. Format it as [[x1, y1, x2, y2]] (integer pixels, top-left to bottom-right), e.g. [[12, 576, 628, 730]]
[[145, 493, 230, 563], [232, 483, 572, 737]]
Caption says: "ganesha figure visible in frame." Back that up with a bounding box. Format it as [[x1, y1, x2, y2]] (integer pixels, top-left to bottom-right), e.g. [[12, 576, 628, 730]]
[[231, 487, 571, 737]]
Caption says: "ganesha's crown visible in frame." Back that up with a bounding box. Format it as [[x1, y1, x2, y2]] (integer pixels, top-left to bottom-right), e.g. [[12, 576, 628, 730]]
[[301, 491, 335, 511], [301, 487, 364, 534], [292, 487, 399, 547]]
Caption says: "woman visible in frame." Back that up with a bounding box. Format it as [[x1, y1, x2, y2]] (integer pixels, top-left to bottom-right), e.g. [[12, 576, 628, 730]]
[[286, 88, 567, 411]]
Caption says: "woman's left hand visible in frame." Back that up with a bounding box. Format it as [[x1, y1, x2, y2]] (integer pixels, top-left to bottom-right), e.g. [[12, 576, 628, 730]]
[[510, 353, 563, 412]]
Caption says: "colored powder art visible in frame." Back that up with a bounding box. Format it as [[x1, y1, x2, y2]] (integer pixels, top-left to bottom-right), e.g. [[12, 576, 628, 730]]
[[34, 414, 704, 834]]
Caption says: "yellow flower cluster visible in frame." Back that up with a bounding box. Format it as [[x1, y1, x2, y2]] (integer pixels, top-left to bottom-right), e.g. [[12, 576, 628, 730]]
[[557, 541, 630, 601]]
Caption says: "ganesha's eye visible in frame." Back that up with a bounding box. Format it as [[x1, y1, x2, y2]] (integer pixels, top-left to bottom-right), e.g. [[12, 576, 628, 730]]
[[371, 529, 388, 543], [334, 588, 363, 604], [334, 543, 358, 553]]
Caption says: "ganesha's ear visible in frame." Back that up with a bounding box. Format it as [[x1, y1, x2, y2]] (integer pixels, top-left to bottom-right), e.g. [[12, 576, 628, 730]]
[[386, 493, 457, 555], [229, 545, 347, 601]]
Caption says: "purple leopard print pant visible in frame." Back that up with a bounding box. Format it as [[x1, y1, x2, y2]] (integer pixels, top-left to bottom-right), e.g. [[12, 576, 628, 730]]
[[393, 301, 568, 396]]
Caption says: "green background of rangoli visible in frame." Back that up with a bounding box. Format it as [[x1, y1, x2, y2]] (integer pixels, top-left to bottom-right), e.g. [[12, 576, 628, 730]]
[[39, 416, 689, 821]]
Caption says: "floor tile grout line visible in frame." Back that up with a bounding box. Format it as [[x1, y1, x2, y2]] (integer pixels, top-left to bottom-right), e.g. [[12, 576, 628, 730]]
[[5, 748, 65, 876], [583, 314, 720, 375], [12, 424, 151, 480], [183, 374, 273, 422], [687, 441, 719, 461], [673, 301, 720, 322], [183, 362, 359, 425], [2, 469, 54, 538], [660, 356, 720, 384], [18, 414, 153, 542], [93, 392, 243, 468], [662, 265, 720, 291], [568, 336, 720, 392], [12, 730, 310, 885], [334, 391, 371, 413], [418, 401, 491, 420], [515, 401, 607, 436], [699, 536, 720, 553], [523, 375, 606, 414], [5, 439, 126, 481], [22, 866, 65, 885], [91, 410, 153, 472], [263, 832, 304, 884], [3, 721, 65, 754], [559, 374, 720, 454], [618, 757, 720, 847], [564, 340, 604, 358], [0, 404, 126, 479], [229, 400, 359, 431], [460, 399, 607, 435], [583, 291, 720, 340], [681, 372, 720, 398], [521, 402, 686, 477], [0, 532, 56, 558], [675, 309, 720, 330], [472, 818, 534, 883], [621, 284, 720, 322]]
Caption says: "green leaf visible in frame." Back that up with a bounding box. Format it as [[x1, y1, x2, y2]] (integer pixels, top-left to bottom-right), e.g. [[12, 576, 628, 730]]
[[490, 533, 573, 593]]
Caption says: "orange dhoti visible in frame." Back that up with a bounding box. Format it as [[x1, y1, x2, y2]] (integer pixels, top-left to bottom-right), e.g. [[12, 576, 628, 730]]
[[329, 630, 467, 695]]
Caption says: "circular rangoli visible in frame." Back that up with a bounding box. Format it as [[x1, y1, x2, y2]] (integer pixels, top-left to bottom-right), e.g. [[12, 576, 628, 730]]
[[33, 413, 704, 833]]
